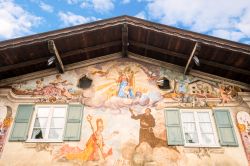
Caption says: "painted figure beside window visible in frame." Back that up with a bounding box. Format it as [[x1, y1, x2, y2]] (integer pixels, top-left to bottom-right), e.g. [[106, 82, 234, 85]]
[[0, 106, 12, 157], [130, 108, 166, 148], [65, 115, 112, 161], [237, 111, 250, 163]]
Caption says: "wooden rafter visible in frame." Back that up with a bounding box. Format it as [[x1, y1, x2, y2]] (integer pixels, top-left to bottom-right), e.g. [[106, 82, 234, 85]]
[[48, 40, 64, 73], [0, 16, 249, 56], [126, 17, 250, 54], [122, 23, 128, 57], [128, 52, 250, 90], [130, 41, 186, 59], [130, 41, 250, 76], [62, 41, 121, 58], [144, 31, 150, 57], [0, 41, 121, 73], [199, 58, 250, 76], [184, 42, 200, 75], [0, 57, 48, 73], [0, 53, 122, 86]]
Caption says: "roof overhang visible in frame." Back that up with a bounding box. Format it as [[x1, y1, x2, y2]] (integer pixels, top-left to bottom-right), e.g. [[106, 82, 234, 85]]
[[0, 15, 249, 88]]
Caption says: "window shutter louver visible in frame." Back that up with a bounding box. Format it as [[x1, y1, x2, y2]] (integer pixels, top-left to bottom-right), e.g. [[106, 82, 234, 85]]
[[214, 110, 238, 146], [9, 104, 34, 141], [64, 104, 83, 141], [165, 109, 184, 145]]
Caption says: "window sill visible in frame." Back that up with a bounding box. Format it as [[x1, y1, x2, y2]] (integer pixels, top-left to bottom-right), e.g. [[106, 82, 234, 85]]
[[183, 146, 224, 154], [23, 141, 63, 152], [183, 145, 221, 148], [26, 139, 64, 143]]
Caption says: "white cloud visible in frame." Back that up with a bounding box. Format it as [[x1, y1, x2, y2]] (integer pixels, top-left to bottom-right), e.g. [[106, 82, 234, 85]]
[[66, 0, 80, 4], [135, 11, 146, 20], [66, 0, 114, 13], [145, 0, 250, 42], [92, 0, 114, 13], [80, 1, 91, 8], [210, 29, 245, 41], [137, 0, 153, 2], [80, 0, 115, 13], [237, 9, 250, 37], [0, 0, 42, 40], [58, 11, 98, 26], [122, 0, 130, 4], [39, 2, 53, 13]]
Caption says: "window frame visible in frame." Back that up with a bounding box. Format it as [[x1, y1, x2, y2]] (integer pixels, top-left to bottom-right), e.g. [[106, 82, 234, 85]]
[[180, 109, 220, 148], [26, 104, 68, 143]]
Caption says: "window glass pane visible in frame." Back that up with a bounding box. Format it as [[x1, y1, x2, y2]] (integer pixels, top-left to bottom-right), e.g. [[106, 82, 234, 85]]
[[30, 105, 67, 141], [181, 110, 218, 146], [34, 118, 48, 128], [37, 107, 50, 117], [198, 112, 210, 122], [184, 133, 198, 143], [201, 134, 215, 145], [183, 123, 196, 132], [50, 118, 65, 128], [181, 112, 194, 122], [200, 123, 213, 133], [53, 107, 66, 117], [31, 128, 46, 139], [48, 129, 63, 139], [183, 121, 198, 144]]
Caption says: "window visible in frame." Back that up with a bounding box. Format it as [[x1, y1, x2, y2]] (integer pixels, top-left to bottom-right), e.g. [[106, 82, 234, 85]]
[[9, 104, 83, 142], [157, 77, 171, 90], [180, 109, 219, 147], [27, 105, 67, 142]]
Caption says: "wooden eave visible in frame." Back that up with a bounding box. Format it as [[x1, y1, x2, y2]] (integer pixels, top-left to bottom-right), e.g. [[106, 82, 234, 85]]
[[0, 15, 249, 88]]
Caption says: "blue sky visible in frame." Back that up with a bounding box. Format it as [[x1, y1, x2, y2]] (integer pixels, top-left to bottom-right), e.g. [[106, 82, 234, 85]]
[[0, 0, 250, 44]]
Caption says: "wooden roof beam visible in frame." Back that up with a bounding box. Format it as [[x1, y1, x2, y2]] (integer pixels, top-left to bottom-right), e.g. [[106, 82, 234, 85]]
[[129, 52, 250, 90], [0, 57, 48, 73], [184, 42, 200, 75], [0, 41, 121, 73], [62, 41, 121, 58], [129, 41, 250, 76], [0, 53, 122, 86], [122, 23, 128, 57], [129, 41, 187, 59], [48, 40, 64, 73]]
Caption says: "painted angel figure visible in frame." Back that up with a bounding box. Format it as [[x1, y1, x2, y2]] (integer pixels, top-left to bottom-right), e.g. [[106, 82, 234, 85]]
[[117, 67, 135, 98]]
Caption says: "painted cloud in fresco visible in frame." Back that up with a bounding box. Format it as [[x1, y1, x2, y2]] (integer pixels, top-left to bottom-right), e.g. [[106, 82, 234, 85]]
[[78, 60, 164, 110]]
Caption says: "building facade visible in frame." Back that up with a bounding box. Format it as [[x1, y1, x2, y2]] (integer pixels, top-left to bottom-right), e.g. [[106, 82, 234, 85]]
[[0, 16, 250, 166]]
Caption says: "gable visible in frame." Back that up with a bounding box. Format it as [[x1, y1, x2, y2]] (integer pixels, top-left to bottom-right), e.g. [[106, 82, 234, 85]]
[[0, 16, 250, 88]]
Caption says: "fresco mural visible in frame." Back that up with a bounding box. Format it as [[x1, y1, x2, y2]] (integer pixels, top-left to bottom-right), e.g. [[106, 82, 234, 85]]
[[9, 59, 244, 165], [11, 59, 241, 108], [12, 74, 81, 103], [52, 107, 181, 166], [237, 111, 250, 165], [0, 106, 12, 158]]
